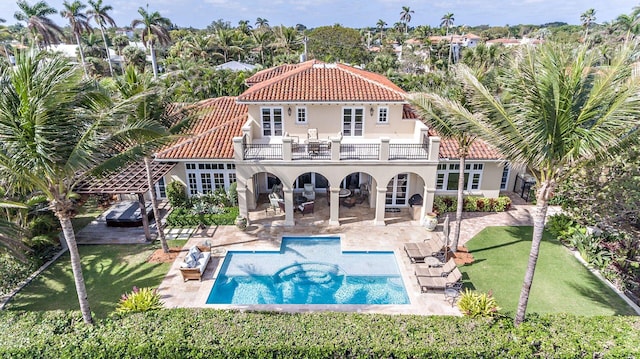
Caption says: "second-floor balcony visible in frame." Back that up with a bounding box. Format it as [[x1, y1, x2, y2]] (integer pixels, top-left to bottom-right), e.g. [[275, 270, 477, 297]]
[[237, 136, 439, 162]]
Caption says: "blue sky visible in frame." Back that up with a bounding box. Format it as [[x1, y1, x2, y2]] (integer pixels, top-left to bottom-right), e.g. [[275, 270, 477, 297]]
[[0, 0, 635, 30]]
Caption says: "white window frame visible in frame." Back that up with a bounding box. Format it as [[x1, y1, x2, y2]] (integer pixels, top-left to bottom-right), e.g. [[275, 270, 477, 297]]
[[386, 173, 409, 207], [296, 106, 307, 124], [500, 164, 511, 190], [261, 107, 283, 137], [377, 107, 389, 124], [154, 176, 167, 199], [435, 162, 484, 191], [184, 162, 237, 196], [342, 107, 364, 137]]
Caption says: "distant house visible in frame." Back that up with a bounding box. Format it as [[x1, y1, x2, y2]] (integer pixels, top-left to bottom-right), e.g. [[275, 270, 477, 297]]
[[215, 61, 257, 72], [486, 37, 543, 47], [155, 60, 514, 226]]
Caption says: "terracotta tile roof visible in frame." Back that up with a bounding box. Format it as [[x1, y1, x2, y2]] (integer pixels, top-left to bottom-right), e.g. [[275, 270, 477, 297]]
[[403, 104, 419, 119], [237, 62, 407, 103], [411, 107, 502, 160], [245, 60, 320, 86], [155, 97, 246, 160], [437, 135, 502, 160]]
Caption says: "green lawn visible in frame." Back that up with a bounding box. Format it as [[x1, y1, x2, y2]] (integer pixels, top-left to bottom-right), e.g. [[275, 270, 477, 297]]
[[462, 226, 636, 316], [7, 240, 187, 318]]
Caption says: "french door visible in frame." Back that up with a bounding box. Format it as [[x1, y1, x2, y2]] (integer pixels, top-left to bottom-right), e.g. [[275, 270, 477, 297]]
[[386, 173, 408, 206]]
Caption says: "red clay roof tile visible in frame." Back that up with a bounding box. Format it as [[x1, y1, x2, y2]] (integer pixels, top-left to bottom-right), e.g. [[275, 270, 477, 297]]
[[155, 97, 246, 160], [238, 62, 406, 103]]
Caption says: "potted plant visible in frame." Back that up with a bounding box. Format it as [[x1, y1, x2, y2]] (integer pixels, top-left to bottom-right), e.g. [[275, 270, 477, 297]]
[[235, 215, 248, 230], [423, 212, 438, 231]]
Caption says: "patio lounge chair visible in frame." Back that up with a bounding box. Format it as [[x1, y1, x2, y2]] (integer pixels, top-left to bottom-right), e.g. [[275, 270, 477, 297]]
[[414, 259, 457, 277], [417, 267, 463, 293], [404, 242, 446, 264], [267, 193, 281, 214]]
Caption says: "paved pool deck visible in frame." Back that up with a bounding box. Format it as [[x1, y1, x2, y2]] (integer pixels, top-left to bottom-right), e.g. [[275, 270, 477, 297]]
[[157, 198, 547, 316]]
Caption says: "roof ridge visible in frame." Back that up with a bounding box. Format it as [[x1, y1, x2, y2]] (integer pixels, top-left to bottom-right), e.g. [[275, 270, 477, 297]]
[[335, 64, 407, 100], [239, 61, 319, 101]]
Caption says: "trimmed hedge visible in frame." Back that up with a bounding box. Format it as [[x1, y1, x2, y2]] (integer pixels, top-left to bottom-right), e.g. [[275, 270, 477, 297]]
[[1, 310, 639, 358], [165, 207, 239, 227], [433, 195, 512, 214]]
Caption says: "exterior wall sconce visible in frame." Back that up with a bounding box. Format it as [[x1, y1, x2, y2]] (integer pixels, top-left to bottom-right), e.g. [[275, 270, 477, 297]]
[[288, 107, 292, 116], [370, 107, 374, 116]]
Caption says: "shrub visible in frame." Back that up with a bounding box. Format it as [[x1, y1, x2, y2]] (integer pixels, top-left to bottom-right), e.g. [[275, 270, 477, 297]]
[[114, 286, 163, 315], [545, 213, 576, 241], [166, 181, 189, 208], [166, 206, 239, 227], [2, 311, 639, 357], [228, 181, 238, 205], [457, 288, 501, 318], [433, 196, 511, 214]]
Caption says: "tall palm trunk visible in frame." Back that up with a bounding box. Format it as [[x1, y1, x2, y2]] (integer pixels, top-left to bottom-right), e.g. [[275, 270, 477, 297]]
[[2, 45, 11, 64], [58, 215, 93, 324], [99, 25, 114, 76], [74, 33, 88, 77], [149, 40, 158, 79], [514, 181, 551, 325], [144, 156, 168, 252], [450, 156, 465, 253]]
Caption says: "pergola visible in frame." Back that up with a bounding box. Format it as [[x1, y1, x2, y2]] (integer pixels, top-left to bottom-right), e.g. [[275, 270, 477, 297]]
[[74, 161, 177, 240]]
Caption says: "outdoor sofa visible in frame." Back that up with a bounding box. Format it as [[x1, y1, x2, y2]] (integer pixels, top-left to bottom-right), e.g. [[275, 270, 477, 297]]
[[179, 245, 211, 281]]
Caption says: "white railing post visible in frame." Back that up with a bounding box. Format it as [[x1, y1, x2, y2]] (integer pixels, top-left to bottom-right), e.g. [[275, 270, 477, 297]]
[[428, 136, 440, 161], [380, 137, 390, 161], [232, 137, 244, 161]]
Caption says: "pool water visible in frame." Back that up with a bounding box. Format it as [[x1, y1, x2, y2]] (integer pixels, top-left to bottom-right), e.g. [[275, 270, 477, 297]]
[[206, 237, 409, 305]]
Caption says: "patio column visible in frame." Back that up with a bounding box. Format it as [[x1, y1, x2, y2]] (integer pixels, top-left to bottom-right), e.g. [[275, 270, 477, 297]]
[[373, 186, 387, 226], [422, 186, 436, 223], [283, 186, 295, 226], [237, 183, 249, 219], [138, 193, 152, 241], [329, 186, 340, 226]]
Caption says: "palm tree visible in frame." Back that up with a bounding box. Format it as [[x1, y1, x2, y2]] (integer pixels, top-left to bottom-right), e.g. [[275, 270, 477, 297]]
[[0, 201, 29, 261], [0, 51, 164, 324], [444, 43, 640, 325], [131, 6, 172, 79], [61, 0, 91, 77], [440, 13, 455, 66], [255, 17, 269, 29], [399, 6, 414, 35], [0, 18, 13, 64], [376, 19, 387, 42], [251, 29, 273, 65], [14, 0, 62, 48], [273, 26, 300, 55], [87, 0, 116, 76], [212, 28, 242, 62], [410, 79, 482, 254], [580, 8, 596, 39], [108, 66, 185, 253], [440, 12, 455, 35], [237, 20, 252, 35]]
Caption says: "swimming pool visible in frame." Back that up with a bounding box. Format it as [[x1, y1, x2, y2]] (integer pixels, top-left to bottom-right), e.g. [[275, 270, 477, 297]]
[[206, 236, 409, 305]]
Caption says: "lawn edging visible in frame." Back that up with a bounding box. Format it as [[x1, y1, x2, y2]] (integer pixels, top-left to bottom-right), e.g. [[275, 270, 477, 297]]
[[0, 247, 68, 310], [571, 250, 640, 315]]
